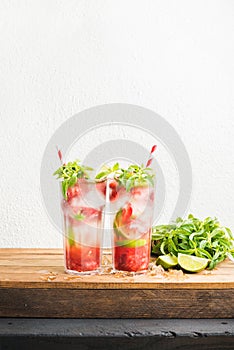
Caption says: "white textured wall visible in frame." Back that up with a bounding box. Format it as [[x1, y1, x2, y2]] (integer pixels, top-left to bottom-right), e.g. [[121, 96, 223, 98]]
[[0, 0, 234, 247]]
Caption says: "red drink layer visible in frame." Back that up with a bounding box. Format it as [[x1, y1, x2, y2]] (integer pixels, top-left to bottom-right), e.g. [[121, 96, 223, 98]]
[[114, 242, 150, 272], [65, 242, 100, 272]]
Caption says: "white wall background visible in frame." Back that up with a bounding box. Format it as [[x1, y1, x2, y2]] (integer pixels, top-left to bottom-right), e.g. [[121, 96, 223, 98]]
[[0, 0, 234, 247]]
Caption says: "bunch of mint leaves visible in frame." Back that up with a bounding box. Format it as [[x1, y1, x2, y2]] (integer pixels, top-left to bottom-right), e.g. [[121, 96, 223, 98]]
[[152, 214, 234, 269], [53, 160, 93, 199], [95, 163, 155, 192]]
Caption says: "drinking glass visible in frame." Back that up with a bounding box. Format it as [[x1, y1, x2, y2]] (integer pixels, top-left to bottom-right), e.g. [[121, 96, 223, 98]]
[[61, 179, 104, 275], [112, 184, 155, 273]]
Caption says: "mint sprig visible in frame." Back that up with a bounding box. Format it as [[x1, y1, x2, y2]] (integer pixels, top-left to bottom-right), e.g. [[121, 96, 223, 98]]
[[53, 160, 93, 199], [95, 163, 155, 191], [117, 164, 155, 192]]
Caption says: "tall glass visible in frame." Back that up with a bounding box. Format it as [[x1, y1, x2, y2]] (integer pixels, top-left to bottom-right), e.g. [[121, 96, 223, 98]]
[[112, 184, 155, 273], [61, 179, 104, 275]]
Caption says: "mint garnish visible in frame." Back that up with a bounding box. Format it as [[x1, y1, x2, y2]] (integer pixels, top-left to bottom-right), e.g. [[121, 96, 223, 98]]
[[53, 160, 93, 199], [95, 163, 155, 192], [117, 164, 155, 192]]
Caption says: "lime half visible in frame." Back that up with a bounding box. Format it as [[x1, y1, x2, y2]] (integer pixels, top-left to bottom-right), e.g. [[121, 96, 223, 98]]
[[178, 253, 209, 272], [156, 254, 178, 269]]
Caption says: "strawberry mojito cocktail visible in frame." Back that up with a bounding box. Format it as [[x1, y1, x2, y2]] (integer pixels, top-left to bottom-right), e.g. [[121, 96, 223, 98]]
[[96, 164, 155, 273], [114, 185, 154, 272], [54, 160, 104, 275]]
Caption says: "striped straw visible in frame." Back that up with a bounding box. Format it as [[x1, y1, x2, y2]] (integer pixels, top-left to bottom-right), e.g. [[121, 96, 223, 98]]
[[146, 145, 157, 168], [56, 145, 63, 165]]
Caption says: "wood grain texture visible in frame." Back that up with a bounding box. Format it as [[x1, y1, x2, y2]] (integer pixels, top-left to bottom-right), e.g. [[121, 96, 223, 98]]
[[0, 288, 234, 318], [0, 249, 233, 318]]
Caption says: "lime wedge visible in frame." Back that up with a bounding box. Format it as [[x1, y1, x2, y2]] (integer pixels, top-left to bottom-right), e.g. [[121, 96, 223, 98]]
[[178, 253, 209, 272], [113, 209, 129, 239], [67, 227, 75, 246], [115, 239, 147, 248], [156, 254, 178, 269]]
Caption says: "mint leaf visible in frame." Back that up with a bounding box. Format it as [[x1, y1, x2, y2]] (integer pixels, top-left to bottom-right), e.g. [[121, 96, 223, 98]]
[[95, 171, 108, 180], [112, 163, 119, 171], [74, 212, 85, 221]]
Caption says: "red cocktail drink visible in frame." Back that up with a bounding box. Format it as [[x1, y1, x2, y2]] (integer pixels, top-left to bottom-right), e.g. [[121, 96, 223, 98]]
[[61, 178, 104, 275], [113, 184, 155, 273]]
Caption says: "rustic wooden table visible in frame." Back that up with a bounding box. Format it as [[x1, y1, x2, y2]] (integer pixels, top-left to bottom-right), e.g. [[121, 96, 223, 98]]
[[0, 248, 234, 318], [0, 249, 234, 349]]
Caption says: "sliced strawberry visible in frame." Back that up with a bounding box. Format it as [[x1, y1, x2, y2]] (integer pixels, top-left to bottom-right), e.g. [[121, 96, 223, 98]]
[[110, 189, 118, 201], [109, 181, 117, 189], [79, 207, 100, 217], [121, 203, 133, 223], [67, 184, 80, 201], [109, 180, 119, 201], [96, 179, 119, 202]]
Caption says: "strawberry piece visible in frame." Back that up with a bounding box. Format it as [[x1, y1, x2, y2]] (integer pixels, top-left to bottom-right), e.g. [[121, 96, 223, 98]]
[[121, 203, 132, 223], [67, 184, 80, 201], [109, 180, 119, 202], [80, 207, 100, 217], [109, 181, 117, 189], [96, 179, 119, 202], [96, 181, 106, 197]]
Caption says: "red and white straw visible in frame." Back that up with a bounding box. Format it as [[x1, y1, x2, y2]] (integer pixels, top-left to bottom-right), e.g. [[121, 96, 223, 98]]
[[146, 145, 157, 167], [56, 145, 64, 165]]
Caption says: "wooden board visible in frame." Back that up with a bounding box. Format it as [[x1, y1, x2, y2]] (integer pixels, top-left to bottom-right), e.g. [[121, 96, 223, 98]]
[[0, 248, 234, 318]]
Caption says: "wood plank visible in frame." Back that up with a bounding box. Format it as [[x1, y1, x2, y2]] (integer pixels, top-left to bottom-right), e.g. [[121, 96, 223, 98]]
[[0, 248, 62, 255], [0, 249, 233, 289], [0, 270, 234, 289], [0, 249, 233, 318], [0, 288, 233, 318], [0, 252, 233, 289], [0, 263, 232, 274], [0, 259, 63, 266]]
